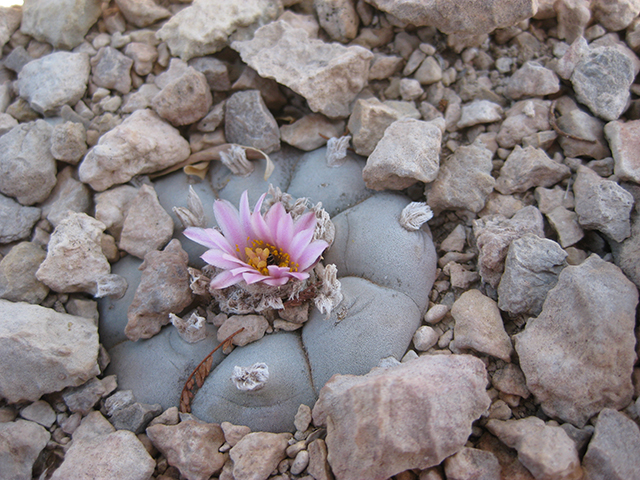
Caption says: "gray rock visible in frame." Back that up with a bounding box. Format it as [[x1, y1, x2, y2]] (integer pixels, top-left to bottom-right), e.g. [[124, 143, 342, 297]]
[[188, 56, 231, 92], [497, 234, 567, 316], [0, 419, 50, 480], [347, 97, 406, 156], [506, 61, 560, 99], [426, 144, 495, 214], [611, 206, 640, 289], [121, 84, 161, 113], [230, 432, 292, 480], [515, 254, 638, 427], [224, 90, 280, 153], [0, 120, 57, 205], [4, 45, 33, 74], [443, 448, 501, 480], [115, 0, 171, 28], [496, 99, 551, 149], [496, 146, 571, 195], [369, 52, 403, 80], [109, 401, 162, 433], [91, 46, 133, 95], [79, 109, 190, 191], [0, 194, 41, 244], [573, 165, 634, 242], [0, 5, 21, 50], [156, 0, 282, 61], [571, 46, 635, 121], [124, 42, 158, 77], [450, 289, 513, 361], [232, 20, 373, 118], [473, 206, 545, 288], [457, 100, 503, 129], [19, 400, 56, 428], [414, 56, 443, 85], [94, 185, 139, 242], [63, 377, 108, 416], [363, 118, 441, 190], [21, 0, 101, 50], [40, 166, 92, 228], [604, 119, 640, 183], [191, 332, 317, 432], [491, 363, 530, 399], [280, 113, 345, 151], [152, 66, 212, 127], [50, 121, 88, 164], [314, 0, 359, 43], [557, 109, 610, 160], [582, 408, 640, 480], [312, 354, 491, 480], [147, 420, 226, 480], [0, 241, 48, 304], [546, 206, 584, 248], [17, 52, 90, 115], [0, 299, 100, 403]]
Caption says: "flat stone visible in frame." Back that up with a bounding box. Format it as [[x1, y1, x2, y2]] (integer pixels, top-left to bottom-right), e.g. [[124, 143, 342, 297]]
[[19, 400, 56, 428], [0, 299, 100, 403], [582, 408, 640, 480], [546, 206, 584, 248], [230, 432, 292, 480], [347, 97, 405, 156], [280, 113, 345, 151], [40, 166, 92, 228], [115, 0, 171, 28], [0, 420, 50, 480], [79, 109, 190, 191], [573, 165, 634, 242], [457, 100, 503, 129], [497, 234, 567, 316], [506, 61, 560, 99], [217, 314, 270, 347], [557, 109, 610, 159], [369, 53, 403, 80], [426, 144, 496, 214], [515, 254, 638, 427], [0, 6, 21, 50], [152, 66, 212, 127], [224, 89, 280, 153], [312, 354, 490, 480], [91, 46, 133, 95], [0, 120, 56, 205], [232, 20, 373, 118], [450, 289, 513, 361], [496, 99, 551, 149], [604, 119, 640, 183], [156, 0, 282, 61], [443, 448, 501, 480], [21, 0, 101, 49], [363, 118, 441, 190], [0, 194, 41, 243], [108, 401, 162, 434], [495, 146, 571, 195], [0, 241, 48, 304]]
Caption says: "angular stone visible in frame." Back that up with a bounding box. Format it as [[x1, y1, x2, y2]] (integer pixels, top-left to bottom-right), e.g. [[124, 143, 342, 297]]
[[21, 0, 101, 50], [369, 53, 403, 80], [188, 56, 231, 92], [0, 299, 100, 403], [457, 100, 503, 129], [79, 109, 190, 191], [451, 289, 513, 361], [109, 401, 162, 434], [0, 194, 40, 244], [496, 146, 571, 195], [604, 119, 640, 183], [363, 118, 441, 190], [91, 46, 133, 95], [573, 165, 634, 242], [17, 52, 90, 115], [557, 109, 610, 160], [312, 354, 490, 480], [496, 99, 551, 149], [0, 120, 56, 205], [0, 242, 48, 304], [497, 234, 567, 316], [0, 6, 21, 50], [147, 420, 226, 480], [230, 432, 291, 480], [280, 113, 345, 151], [582, 408, 640, 480], [571, 46, 635, 121], [232, 20, 373, 118], [224, 89, 280, 153], [217, 314, 270, 347], [491, 363, 530, 399], [156, 0, 282, 61], [152, 66, 212, 127], [506, 61, 560, 99], [473, 206, 545, 288], [314, 0, 359, 43], [414, 56, 442, 85], [426, 144, 495, 214], [20, 400, 56, 428], [486, 417, 582, 480], [347, 97, 406, 156], [50, 121, 88, 165], [125, 239, 193, 341], [443, 448, 501, 480], [611, 208, 640, 289], [0, 419, 50, 480], [94, 185, 139, 241], [40, 166, 92, 228], [515, 254, 638, 427], [115, 0, 171, 28], [546, 206, 584, 248]]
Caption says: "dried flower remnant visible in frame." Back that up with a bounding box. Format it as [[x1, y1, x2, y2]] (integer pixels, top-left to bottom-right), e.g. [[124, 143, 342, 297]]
[[184, 191, 329, 289], [326, 135, 351, 167], [231, 362, 269, 391], [219, 144, 255, 176], [173, 186, 206, 229], [400, 202, 433, 231], [169, 311, 207, 344]]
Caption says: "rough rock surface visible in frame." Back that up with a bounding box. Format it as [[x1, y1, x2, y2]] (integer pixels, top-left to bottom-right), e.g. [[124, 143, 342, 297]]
[[312, 354, 491, 480], [0, 419, 50, 480], [0, 241, 48, 304], [604, 119, 640, 183], [443, 447, 501, 480], [347, 97, 408, 156], [225, 89, 280, 153], [40, 166, 91, 228], [0, 194, 41, 243], [152, 66, 212, 126], [515, 254, 638, 427], [229, 432, 292, 480], [495, 146, 571, 194], [0, 299, 100, 403]]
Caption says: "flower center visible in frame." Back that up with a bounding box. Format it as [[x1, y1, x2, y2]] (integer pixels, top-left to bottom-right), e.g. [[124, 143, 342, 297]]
[[240, 238, 299, 275]]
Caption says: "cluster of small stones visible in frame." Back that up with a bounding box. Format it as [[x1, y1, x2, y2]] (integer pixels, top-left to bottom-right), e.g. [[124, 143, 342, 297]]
[[1, 0, 640, 479]]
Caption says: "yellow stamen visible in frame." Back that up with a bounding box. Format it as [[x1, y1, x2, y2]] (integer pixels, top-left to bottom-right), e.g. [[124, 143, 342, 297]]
[[244, 238, 293, 276]]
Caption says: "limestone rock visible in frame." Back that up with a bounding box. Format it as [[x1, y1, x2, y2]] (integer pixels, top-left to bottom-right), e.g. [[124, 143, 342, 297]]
[[496, 99, 550, 149], [229, 432, 292, 480], [17, 52, 90, 115], [505, 61, 560, 99], [119, 184, 174, 259], [0, 6, 21, 50], [62, 377, 110, 416], [347, 97, 406, 156], [557, 109, 610, 160], [495, 146, 571, 195], [50, 121, 88, 165], [224, 90, 280, 153], [573, 165, 634, 242], [363, 118, 441, 190], [40, 166, 92, 228], [147, 420, 226, 480], [457, 100, 503, 129], [515, 254, 638, 427], [0, 120, 56, 205], [94, 185, 139, 241], [152, 66, 212, 127], [314, 0, 359, 43], [0, 242, 48, 304], [443, 448, 501, 480], [115, 0, 171, 28], [604, 119, 640, 183], [217, 314, 270, 347], [611, 208, 640, 289], [312, 354, 491, 480], [21, 0, 101, 50], [156, 0, 282, 61], [0, 194, 40, 243], [0, 419, 50, 480], [188, 56, 231, 92], [497, 234, 567, 316], [232, 20, 373, 118], [280, 114, 345, 151], [451, 289, 513, 361], [125, 239, 193, 341], [78, 109, 190, 192], [91, 46, 133, 95], [425, 144, 495, 214], [0, 299, 100, 403]]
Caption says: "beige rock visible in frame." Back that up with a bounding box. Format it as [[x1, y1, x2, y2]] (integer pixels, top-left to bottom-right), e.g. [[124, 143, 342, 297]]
[[221, 421, 251, 447], [307, 438, 333, 480], [0, 242, 48, 304], [347, 97, 405, 156], [443, 447, 501, 480], [152, 66, 213, 127], [229, 432, 292, 480], [314, 0, 359, 43], [280, 114, 345, 151], [94, 185, 139, 241], [115, 0, 171, 28], [217, 315, 270, 347], [50, 121, 88, 164], [40, 166, 91, 228], [0, 419, 50, 480], [604, 119, 640, 183], [495, 146, 571, 195], [496, 99, 551, 149]]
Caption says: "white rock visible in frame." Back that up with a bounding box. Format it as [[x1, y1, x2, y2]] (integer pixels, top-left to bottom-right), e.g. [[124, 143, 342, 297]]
[[413, 326, 439, 351], [314, 0, 359, 43], [0, 194, 41, 244], [457, 100, 503, 129], [0, 419, 50, 479], [115, 0, 171, 28], [506, 61, 560, 99]]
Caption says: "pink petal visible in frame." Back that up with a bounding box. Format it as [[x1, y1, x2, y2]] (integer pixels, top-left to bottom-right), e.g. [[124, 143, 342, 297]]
[[201, 250, 247, 270], [264, 202, 287, 243], [295, 240, 329, 271], [288, 227, 315, 258], [242, 271, 269, 284], [184, 227, 235, 255], [210, 270, 243, 289], [292, 211, 317, 236], [214, 198, 247, 251], [263, 276, 290, 286], [238, 191, 253, 241], [275, 207, 295, 254]]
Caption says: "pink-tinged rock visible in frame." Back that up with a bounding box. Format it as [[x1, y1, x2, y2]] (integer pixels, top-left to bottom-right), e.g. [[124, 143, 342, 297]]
[[146, 420, 226, 480], [443, 447, 501, 480], [229, 431, 292, 480], [486, 417, 582, 480], [312, 354, 490, 480], [496, 99, 550, 149], [0, 419, 50, 480], [515, 254, 638, 427], [125, 239, 194, 341], [152, 66, 212, 126], [604, 119, 640, 183], [495, 146, 571, 195]]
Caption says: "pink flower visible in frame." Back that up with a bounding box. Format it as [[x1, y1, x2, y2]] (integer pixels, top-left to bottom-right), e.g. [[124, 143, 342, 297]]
[[184, 191, 329, 288]]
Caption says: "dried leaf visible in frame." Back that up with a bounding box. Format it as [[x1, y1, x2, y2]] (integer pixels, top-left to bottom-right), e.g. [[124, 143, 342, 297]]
[[184, 161, 210, 179]]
